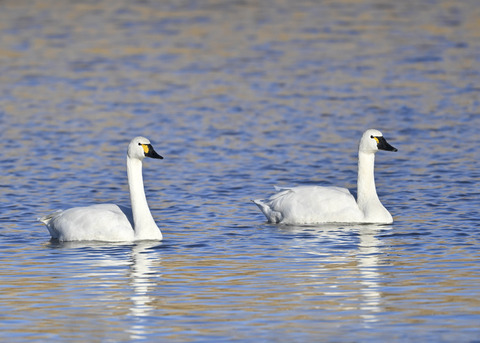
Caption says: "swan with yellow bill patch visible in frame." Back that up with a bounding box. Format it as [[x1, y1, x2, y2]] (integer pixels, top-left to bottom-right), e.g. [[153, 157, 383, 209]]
[[39, 136, 164, 241], [253, 129, 398, 224]]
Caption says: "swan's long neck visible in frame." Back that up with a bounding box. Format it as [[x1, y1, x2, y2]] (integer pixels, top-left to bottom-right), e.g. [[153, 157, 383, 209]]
[[356, 151, 380, 212], [356, 151, 393, 223], [127, 157, 162, 240]]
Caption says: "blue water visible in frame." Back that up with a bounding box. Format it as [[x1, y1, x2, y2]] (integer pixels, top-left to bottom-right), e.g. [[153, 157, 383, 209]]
[[1, 0, 479, 342]]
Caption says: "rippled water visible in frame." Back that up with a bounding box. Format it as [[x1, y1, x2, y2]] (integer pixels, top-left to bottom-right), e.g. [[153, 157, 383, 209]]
[[1, 0, 479, 341]]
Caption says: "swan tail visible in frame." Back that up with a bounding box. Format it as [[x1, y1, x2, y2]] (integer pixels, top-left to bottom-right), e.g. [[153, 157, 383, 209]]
[[252, 199, 283, 223], [38, 210, 62, 239], [38, 211, 57, 225], [39, 209, 64, 224]]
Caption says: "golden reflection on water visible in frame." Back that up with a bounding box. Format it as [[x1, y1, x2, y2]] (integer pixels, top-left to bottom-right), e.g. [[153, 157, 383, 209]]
[[0, 220, 479, 340]]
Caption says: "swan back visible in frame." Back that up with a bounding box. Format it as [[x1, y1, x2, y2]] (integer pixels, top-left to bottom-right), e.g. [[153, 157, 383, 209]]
[[41, 204, 135, 241], [254, 186, 363, 224]]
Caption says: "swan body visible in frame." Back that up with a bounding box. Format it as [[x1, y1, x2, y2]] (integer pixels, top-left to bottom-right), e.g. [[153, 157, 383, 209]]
[[40, 137, 164, 242], [253, 129, 397, 225]]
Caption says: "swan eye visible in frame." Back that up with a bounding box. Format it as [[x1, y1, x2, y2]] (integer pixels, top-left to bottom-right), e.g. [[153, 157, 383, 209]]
[[137, 142, 149, 154]]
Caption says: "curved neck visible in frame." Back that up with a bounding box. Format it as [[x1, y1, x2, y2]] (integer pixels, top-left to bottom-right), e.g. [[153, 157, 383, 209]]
[[127, 157, 162, 240], [356, 151, 379, 209]]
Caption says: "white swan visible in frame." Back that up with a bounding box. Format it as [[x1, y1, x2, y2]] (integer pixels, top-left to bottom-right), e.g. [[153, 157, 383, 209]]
[[39, 137, 164, 242], [253, 129, 398, 224]]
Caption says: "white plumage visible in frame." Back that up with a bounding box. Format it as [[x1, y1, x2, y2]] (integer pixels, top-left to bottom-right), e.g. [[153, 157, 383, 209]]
[[253, 129, 397, 225], [39, 137, 164, 242]]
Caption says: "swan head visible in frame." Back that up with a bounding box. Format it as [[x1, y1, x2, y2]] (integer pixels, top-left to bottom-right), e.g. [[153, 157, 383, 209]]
[[128, 136, 164, 160], [359, 129, 398, 153]]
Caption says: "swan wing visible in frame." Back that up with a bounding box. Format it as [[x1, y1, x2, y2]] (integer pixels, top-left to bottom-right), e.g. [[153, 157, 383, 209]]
[[255, 186, 363, 224], [40, 204, 135, 242]]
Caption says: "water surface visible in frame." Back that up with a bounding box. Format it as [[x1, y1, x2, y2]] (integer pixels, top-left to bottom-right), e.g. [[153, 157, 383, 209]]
[[0, 0, 479, 342]]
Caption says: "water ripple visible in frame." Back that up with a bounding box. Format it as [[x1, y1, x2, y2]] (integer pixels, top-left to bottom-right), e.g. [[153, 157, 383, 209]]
[[0, 0, 479, 342]]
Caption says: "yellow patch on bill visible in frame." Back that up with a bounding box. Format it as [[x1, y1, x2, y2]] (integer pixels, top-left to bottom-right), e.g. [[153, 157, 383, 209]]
[[142, 144, 149, 154], [373, 137, 379, 144]]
